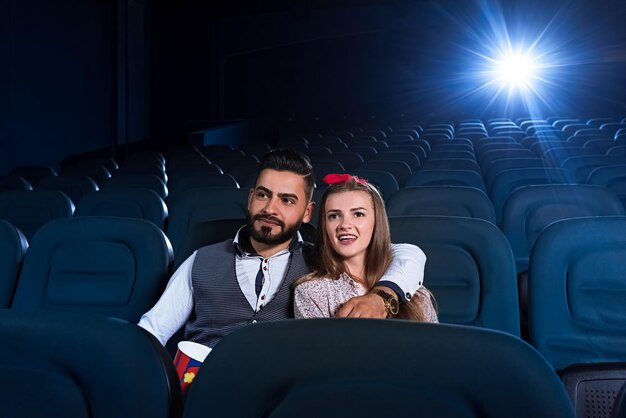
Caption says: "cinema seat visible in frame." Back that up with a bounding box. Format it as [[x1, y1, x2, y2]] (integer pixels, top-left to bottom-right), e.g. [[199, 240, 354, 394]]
[[8, 165, 57, 185], [184, 320, 573, 418], [0, 220, 28, 308], [389, 216, 519, 335], [103, 173, 169, 200], [166, 187, 249, 256], [0, 190, 75, 241], [75, 189, 168, 230], [359, 160, 412, 186], [489, 168, 572, 226], [0, 310, 182, 418], [36, 174, 98, 204], [387, 186, 495, 223], [587, 165, 626, 209], [11, 216, 173, 322], [405, 169, 486, 192], [528, 217, 626, 417], [501, 184, 625, 274], [349, 169, 399, 199], [0, 175, 32, 192]]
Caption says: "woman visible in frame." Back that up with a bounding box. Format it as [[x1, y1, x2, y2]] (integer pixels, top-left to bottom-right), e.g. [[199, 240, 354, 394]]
[[294, 173, 438, 322]]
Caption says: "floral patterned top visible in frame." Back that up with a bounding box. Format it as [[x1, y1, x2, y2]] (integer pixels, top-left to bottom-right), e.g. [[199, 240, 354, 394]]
[[294, 273, 438, 322]]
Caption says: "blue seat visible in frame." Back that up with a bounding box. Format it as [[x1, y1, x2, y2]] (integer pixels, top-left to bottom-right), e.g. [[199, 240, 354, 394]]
[[421, 158, 481, 173], [528, 217, 626, 417], [0, 310, 182, 418], [166, 187, 249, 256], [501, 184, 625, 273], [0, 190, 74, 241], [11, 217, 173, 322], [0, 220, 28, 308], [8, 165, 57, 185], [359, 160, 412, 186], [118, 160, 167, 182], [373, 151, 421, 171], [103, 174, 169, 200], [478, 148, 536, 169], [405, 169, 486, 192], [174, 218, 316, 269], [75, 189, 168, 230], [36, 174, 98, 204], [349, 169, 399, 200], [345, 145, 378, 161], [389, 216, 519, 335], [529, 217, 626, 369], [167, 172, 239, 197], [76, 157, 119, 173], [561, 155, 624, 183], [587, 165, 626, 209], [0, 175, 32, 192], [484, 158, 546, 189], [387, 186, 495, 223], [489, 168, 573, 226], [184, 320, 572, 418], [62, 164, 112, 187], [311, 160, 345, 180], [327, 152, 364, 170]]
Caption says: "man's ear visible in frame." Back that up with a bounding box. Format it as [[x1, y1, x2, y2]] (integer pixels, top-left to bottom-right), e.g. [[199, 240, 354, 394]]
[[302, 200, 315, 224], [247, 188, 254, 209]]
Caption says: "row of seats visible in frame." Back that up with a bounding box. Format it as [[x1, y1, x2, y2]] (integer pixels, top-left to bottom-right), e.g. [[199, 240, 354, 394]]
[[2, 213, 625, 417], [0, 310, 581, 418]]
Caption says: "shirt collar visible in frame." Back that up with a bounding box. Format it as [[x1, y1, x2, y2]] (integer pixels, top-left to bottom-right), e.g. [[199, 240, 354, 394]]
[[233, 225, 303, 257]]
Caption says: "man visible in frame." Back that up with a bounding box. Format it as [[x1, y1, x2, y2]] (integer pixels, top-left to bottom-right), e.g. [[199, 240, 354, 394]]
[[139, 149, 426, 348]]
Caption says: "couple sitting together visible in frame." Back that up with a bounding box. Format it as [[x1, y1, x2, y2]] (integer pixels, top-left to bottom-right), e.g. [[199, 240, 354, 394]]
[[139, 148, 437, 350]]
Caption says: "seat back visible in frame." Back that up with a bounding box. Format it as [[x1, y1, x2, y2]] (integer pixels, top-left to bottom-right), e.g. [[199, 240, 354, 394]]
[[350, 169, 399, 199], [489, 168, 572, 226], [359, 160, 412, 186], [184, 320, 573, 418], [11, 217, 173, 322], [36, 174, 98, 204], [174, 218, 316, 269], [75, 189, 168, 230], [501, 184, 625, 272], [0, 220, 28, 307], [0, 311, 182, 418], [389, 216, 519, 335], [406, 169, 486, 192], [166, 187, 250, 256], [528, 217, 626, 370], [103, 174, 169, 200], [387, 186, 495, 223], [0, 190, 75, 241], [587, 165, 626, 209]]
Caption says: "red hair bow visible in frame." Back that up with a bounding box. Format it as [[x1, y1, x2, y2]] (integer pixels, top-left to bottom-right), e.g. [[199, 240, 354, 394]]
[[322, 173, 367, 185]]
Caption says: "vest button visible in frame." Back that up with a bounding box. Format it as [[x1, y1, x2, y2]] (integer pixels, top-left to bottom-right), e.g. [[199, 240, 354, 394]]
[[251, 320, 257, 324]]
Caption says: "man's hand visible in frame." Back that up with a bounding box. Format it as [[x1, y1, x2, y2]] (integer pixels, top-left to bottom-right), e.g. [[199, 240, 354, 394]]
[[335, 286, 398, 318], [335, 292, 387, 318]]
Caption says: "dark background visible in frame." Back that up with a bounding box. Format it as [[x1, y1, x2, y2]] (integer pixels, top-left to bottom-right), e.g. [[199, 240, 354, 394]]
[[1, 0, 625, 172]]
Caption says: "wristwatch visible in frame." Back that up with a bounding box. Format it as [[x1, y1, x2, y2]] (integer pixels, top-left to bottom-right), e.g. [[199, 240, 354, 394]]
[[373, 289, 400, 317]]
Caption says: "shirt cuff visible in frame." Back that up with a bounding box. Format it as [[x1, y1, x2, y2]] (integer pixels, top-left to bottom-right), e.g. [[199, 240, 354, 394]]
[[375, 280, 411, 303]]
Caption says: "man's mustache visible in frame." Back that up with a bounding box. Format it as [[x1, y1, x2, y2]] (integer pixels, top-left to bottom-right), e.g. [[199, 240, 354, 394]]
[[252, 214, 285, 228]]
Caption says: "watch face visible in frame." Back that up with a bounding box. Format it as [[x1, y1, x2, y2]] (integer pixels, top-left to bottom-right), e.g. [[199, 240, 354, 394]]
[[389, 298, 400, 315]]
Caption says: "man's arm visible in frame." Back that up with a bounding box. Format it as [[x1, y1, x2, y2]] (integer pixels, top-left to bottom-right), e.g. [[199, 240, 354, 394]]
[[137, 252, 196, 345], [335, 243, 426, 318]]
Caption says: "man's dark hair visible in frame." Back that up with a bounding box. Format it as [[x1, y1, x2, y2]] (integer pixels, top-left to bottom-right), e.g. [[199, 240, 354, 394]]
[[258, 148, 315, 201]]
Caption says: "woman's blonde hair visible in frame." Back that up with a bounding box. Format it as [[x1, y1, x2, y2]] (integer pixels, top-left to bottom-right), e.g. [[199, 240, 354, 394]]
[[296, 176, 434, 321]]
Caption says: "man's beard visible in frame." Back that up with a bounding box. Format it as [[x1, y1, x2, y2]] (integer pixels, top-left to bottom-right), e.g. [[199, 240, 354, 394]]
[[246, 212, 301, 246]]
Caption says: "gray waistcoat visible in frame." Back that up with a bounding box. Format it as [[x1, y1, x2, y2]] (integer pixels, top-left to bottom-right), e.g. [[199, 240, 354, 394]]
[[184, 239, 311, 348]]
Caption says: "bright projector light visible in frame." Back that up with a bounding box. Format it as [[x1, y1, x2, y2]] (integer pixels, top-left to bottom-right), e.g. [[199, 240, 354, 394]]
[[492, 51, 540, 90]]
